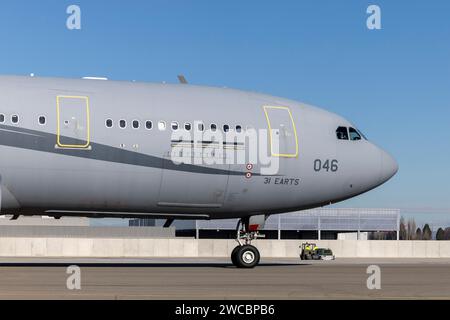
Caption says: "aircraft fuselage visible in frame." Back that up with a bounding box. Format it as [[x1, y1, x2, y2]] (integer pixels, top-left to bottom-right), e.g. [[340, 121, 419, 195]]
[[0, 76, 398, 220]]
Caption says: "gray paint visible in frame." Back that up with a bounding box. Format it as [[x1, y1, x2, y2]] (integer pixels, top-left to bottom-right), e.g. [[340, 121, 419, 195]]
[[0, 75, 398, 220]]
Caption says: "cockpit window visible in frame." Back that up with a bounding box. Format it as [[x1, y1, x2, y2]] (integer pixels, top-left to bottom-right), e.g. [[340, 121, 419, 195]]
[[349, 127, 362, 141], [357, 129, 368, 140], [336, 127, 349, 140]]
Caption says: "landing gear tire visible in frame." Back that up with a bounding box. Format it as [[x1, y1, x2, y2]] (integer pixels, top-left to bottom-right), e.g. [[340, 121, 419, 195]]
[[234, 245, 260, 269], [231, 246, 240, 267]]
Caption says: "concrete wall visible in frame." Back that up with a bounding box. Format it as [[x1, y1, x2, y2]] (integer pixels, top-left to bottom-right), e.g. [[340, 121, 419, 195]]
[[0, 237, 450, 258], [0, 238, 450, 258], [337, 232, 368, 241], [0, 216, 89, 226], [0, 226, 175, 238]]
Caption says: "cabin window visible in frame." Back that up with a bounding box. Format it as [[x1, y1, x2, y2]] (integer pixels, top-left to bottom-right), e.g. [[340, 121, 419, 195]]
[[106, 119, 113, 128], [146, 120, 153, 130], [11, 115, 19, 124], [336, 127, 349, 140], [223, 125, 230, 133], [119, 120, 127, 129], [210, 124, 217, 132], [236, 125, 242, 133], [158, 121, 166, 131], [171, 121, 179, 131], [185, 123, 192, 131], [197, 123, 204, 132], [0, 114, 5, 123], [132, 120, 140, 129], [349, 127, 362, 141], [39, 116, 46, 125]]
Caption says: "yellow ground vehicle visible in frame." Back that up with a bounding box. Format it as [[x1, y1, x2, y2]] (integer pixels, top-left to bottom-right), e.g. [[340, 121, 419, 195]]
[[300, 242, 335, 261]]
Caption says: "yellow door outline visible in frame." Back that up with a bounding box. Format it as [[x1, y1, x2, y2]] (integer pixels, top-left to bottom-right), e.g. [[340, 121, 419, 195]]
[[263, 106, 299, 158], [56, 95, 91, 149]]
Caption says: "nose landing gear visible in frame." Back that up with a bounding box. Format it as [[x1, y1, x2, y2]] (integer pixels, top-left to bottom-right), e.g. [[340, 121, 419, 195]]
[[231, 217, 264, 268]]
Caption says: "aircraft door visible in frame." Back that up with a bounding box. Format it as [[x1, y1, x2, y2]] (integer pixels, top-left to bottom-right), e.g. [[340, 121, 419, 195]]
[[263, 106, 299, 158], [56, 95, 91, 149]]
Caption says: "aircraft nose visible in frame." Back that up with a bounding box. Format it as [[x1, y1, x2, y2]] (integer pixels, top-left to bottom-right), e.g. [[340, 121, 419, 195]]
[[380, 149, 398, 183]]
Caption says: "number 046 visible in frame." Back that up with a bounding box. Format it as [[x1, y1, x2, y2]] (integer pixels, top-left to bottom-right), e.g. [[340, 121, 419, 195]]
[[314, 159, 338, 172]]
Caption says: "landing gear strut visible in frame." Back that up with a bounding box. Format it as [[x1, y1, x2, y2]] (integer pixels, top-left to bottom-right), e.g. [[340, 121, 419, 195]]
[[231, 217, 264, 268]]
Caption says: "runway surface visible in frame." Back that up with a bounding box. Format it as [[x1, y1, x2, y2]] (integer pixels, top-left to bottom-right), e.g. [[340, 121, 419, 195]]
[[0, 258, 449, 300]]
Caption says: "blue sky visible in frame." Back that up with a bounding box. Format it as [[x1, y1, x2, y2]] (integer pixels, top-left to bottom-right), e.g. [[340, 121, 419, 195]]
[[0, 1, 449, 224]]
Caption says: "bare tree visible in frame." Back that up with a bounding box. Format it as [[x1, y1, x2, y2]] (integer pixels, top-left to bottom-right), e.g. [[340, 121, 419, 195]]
[[444, 228, 450, 240], [436, 228, 445, 241], [399, 217, 407, 240], [407, 219, 417, 240], [415, 227, 422, 240], [422, 224, 432, 240]]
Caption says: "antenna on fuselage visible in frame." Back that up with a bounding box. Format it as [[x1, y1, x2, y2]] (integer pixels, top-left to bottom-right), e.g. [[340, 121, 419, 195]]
[[177, 75, 188, 84]]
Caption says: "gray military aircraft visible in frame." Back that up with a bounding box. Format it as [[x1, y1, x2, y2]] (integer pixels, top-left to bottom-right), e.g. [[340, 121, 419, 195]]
[[0, 75, 397, 268]]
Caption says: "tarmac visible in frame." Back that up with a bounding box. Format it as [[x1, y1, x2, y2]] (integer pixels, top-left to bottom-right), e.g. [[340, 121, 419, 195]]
[[0, 258, 449, 300]]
